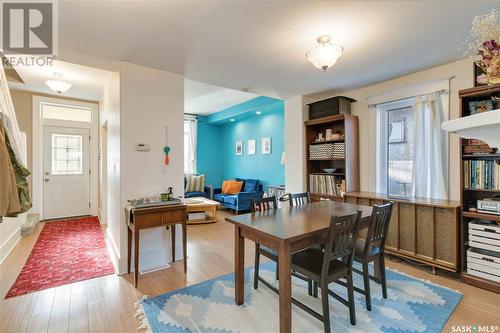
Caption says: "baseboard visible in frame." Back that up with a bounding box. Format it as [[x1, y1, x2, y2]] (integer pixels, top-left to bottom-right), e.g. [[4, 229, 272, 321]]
[[105, 227, 127, 275], [0, 226, 21, 265], [98, 209, 107, 224]]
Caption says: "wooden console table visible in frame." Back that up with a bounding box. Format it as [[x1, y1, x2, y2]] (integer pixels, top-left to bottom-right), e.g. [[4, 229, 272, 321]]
[[344, 192, 460, 273], [126, 204, 187, 287]]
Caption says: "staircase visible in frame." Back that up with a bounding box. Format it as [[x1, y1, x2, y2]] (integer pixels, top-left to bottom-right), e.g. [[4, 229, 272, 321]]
[[21, 213, 39, 236]]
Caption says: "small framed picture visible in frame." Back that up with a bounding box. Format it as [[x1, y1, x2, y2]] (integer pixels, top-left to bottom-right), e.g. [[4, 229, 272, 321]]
[[235, 140, 243, 155], [261, 137, 271, 154], [468, 100, 493, 115], [388, 120, 405, 143], [247, 139, 256, 155]]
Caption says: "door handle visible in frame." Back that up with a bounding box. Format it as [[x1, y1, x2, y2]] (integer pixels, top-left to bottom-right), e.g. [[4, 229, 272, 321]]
[[44, 178, 50, 182]]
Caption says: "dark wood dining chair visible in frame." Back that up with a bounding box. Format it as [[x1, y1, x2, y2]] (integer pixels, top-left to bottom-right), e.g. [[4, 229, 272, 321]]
[[288, 192, 311, 206], [352, 202, 393, 311], [291, 211, 361, 332], [251, 196, 313, 295]]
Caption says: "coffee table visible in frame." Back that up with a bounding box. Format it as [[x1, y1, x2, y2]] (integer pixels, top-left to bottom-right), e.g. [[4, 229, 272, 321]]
[[184, 197, 220, 224]]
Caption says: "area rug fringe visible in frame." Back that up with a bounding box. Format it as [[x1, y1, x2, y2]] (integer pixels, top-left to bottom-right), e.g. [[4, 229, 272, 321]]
[[386, 267, 463, 294], [134, 296, 152, 333]]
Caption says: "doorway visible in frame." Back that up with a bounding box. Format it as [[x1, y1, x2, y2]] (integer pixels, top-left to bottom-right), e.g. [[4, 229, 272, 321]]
[[43, 126, 90, 219], [33, 96, 98, 220]]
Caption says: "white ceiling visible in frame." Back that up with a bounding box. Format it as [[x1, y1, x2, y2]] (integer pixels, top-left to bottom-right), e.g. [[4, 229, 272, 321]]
[[55, 0, 495, 98], [185, 79, 257, 115], [9, 60, 111, 101]]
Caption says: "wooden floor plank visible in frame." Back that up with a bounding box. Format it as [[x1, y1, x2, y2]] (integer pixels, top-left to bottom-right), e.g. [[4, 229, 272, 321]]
[[68, 290, 89, 333], [87, 297, 109, 333], [47, 284, 71, 333]]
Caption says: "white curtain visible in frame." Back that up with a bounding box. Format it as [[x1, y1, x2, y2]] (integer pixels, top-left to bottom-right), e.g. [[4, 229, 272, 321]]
[[411, 93, 448, 200], [184, 117, 197, 174], [375, 105, 388, 194]]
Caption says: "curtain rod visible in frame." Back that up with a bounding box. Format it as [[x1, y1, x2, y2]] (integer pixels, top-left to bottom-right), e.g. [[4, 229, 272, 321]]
[[368, 89, 450, 109]]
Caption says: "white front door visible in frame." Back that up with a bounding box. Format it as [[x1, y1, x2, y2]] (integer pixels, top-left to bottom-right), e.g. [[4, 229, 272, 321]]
[[43, 126, 90, 219]]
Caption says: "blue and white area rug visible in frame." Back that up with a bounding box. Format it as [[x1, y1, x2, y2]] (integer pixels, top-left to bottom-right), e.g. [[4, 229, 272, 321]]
[[136, 262, 462, 332]]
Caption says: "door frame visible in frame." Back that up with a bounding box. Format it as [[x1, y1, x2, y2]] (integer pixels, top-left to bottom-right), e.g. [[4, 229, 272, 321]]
[[33, 96, 99, 220]]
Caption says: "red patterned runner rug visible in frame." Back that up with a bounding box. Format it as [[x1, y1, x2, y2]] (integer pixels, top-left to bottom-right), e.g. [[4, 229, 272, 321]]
[[5, 216, 115, 298]]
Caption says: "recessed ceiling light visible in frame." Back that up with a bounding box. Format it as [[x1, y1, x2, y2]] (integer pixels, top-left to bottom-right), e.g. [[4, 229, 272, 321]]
[[230, 118, 235, 122], [256, 111, 262, 115]]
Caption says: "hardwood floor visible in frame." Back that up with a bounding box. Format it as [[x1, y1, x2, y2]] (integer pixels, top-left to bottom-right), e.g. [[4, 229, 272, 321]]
[[0, 209, 498, 333]]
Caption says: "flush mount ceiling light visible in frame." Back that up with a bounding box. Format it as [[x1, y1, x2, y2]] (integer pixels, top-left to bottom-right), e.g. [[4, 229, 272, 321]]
[[45, 72, 72, 94], [306, 35, 343, 71]]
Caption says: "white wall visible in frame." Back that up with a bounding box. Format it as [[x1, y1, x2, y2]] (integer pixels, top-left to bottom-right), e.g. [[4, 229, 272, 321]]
[[119, 62, 185, 273], [302, 59, 474, 201], [0, 214, 25, 264], [100, 71, 122, 270], [284, 96, 306, 193]]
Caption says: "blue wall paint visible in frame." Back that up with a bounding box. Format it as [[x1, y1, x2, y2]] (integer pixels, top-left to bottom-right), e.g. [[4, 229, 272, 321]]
[[206, 96, 281, 124], [197, 99, 285, 189]]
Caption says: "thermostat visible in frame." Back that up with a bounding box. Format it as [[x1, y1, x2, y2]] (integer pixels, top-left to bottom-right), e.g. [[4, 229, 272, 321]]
[[135, 143, 150, 151]]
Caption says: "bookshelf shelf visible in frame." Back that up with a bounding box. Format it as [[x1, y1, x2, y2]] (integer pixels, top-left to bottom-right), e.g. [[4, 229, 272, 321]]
[[462, 211, 500, 222], [309, 139, 345, 145]]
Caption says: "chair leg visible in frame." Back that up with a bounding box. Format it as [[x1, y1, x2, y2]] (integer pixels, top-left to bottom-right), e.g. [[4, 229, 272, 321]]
[[276, 262, 279, 281], [307, 279, 313, 296], [313, 281, 318, 298], [320, 282, 331, 333], [380, 255, 388, 299], [362, 262, 372, 311], [253, 245, 260, 289], [347, 273, 356, 326]]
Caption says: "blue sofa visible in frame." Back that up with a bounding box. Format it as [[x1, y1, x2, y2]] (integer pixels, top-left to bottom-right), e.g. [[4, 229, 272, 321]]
[[213, 178, 264, 213], [184, 176, 213, 199]]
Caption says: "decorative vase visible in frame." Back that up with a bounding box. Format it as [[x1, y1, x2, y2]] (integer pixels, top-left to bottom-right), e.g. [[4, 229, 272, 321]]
[[488, 76, 500, 85]]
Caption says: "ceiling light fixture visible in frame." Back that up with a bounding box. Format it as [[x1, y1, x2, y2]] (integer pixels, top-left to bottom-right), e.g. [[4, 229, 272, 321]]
[[45, 72, 72, 94], [230, 118, 235, 122], [306, 35, 343, 72], [256, 111, 261, 115]]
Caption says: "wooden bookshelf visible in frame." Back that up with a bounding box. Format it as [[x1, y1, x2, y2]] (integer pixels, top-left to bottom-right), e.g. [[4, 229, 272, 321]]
[[459, 84, 500, 294], [304, 113, 359, 201]]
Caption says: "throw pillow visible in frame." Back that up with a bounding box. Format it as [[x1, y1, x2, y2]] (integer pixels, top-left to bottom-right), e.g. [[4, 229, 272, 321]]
[[223, 180, 243, 195], [185, 174, 205, 192], [222, 180, 230, 193]]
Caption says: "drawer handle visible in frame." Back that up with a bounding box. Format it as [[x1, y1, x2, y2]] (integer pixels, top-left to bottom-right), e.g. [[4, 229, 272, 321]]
[[483, 228, 497, 233], [482, 257, 494, 262]]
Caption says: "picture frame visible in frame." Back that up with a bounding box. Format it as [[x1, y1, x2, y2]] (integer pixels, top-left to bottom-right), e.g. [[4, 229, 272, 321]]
[[468, 99, 493, 115], [247, 139, 256, 155], [235, 140, 243, 155], [261, 137, 271, 154], [388, 120, 405, 143], [474, 63, 487, 87]]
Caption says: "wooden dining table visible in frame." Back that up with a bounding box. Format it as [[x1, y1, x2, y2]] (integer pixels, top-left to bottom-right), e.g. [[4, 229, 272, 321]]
[[225, 200, 374, 333]]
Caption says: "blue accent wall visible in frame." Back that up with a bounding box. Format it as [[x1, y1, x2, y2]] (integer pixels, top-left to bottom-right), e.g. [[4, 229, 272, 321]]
[[196, 98, 284, 190]]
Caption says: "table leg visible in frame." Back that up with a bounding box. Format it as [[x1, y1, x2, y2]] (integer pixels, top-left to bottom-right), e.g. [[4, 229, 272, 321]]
[[134, 229, 139, 288], [171, 224, 176, 262], [278, 241, 292, 333], [182, 222, 187, 273], [127, 226, 132, 273], [213, 206, 218, 222], [235, 226, 245, 305]]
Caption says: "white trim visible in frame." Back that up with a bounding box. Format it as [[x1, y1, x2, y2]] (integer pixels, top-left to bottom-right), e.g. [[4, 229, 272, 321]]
[[0, 223, 22, 265], [106, 227, 127, 275], [32, 96, 99, 220]]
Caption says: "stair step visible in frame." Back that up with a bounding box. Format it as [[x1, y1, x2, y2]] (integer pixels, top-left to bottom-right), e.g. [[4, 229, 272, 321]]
[[21, 213, 39, 237]]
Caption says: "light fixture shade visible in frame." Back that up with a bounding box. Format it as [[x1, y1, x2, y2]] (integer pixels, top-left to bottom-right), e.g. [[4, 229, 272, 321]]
[[45, 73, 72, 94], [306, 35, 343, 71]]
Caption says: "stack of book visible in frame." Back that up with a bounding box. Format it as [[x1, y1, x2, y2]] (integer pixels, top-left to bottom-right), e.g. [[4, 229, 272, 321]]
[[310, 174, 344, 196], [463, 160, 500, 190]]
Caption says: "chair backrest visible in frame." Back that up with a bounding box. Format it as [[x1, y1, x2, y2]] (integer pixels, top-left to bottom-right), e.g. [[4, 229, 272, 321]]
[[251, 196, 278, 213], [322, 211, 361, 277], [288, 192, 311, 207], [363, 202, 393, 256]]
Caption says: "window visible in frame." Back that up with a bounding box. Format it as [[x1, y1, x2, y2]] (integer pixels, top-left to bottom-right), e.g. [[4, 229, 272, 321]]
[[184, 117, 197, 174], [51, 134, 83, 175], [387, 106, 414, 197], [43, 104, 92, 122]]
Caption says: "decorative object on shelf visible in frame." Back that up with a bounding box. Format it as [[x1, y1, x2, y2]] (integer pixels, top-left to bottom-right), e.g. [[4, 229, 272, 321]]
[[388, 120, 405, 143], [261, 137, 271, 154], [247, 139, 256, 155], [308, 96, 356, 120], [305, 35, 343, 71], [475, 63, 488, 86], [325, 129, 332, 141], [235, 140, 243, 155], [469, 99, 493, 114], [45, 72, 72, 94], [463, 138, 497, 154], [332, 142, 346, 159], [309, 142, 334, 160], [322, 168, 337, 173], [466, 8, 500, 85], [331, 132, 342, 141], [315, 133, 324, 142]]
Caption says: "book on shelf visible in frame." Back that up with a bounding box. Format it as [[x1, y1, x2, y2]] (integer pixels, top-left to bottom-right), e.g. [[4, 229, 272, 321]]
[[310, 174, 344, 196], [464, 160, 500, 190]]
